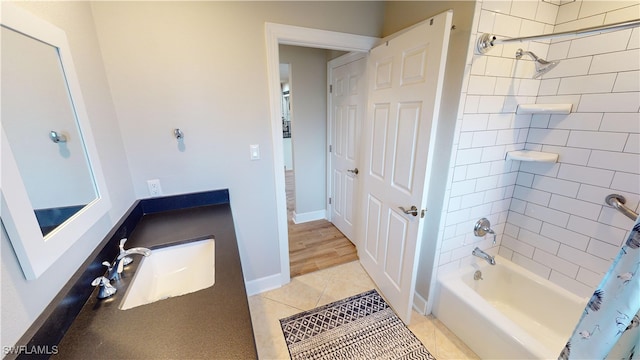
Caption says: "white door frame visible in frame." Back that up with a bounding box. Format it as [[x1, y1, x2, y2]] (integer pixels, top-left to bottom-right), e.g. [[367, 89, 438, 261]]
[[265, 23, 378, 287]]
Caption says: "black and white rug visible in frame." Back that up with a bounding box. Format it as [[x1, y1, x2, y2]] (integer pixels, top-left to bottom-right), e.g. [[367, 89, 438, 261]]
[[279, 289, 435, 360]]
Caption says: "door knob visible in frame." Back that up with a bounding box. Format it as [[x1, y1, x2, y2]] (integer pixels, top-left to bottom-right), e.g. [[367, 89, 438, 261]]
[[347, 168, 359, 175], [399, 206, 418, 216]]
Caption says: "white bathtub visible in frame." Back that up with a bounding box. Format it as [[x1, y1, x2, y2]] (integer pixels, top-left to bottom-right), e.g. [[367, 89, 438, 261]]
[[432, 255, 587, 359]]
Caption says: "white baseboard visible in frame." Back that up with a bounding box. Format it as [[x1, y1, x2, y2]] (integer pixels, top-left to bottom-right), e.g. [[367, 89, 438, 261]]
[[244, 273, 287, 296], [292, 209, 326, 224], [413, 291, 428, 315]]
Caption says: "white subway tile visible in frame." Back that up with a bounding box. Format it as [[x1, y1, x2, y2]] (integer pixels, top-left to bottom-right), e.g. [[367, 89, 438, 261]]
[[520, 161, 561, 177], [481, 145, 508, 162], [450, 179, 477, 197], [530, 114, 551, 128], [600, 113, 640, 133], [541, 222, 590, 250], [568, 29, 632, 58], [519, 19, 546, 38], [549, 113, 602, 131], [508, 210, 543, 233], [613, 71, 640, 92], [448, 196, 462, 212], [513, 59, 538, 79], [471, 55, 488, 77], [496, 129, 518, 145], [458, 132, 473, 149], [558, 163, 615, 187], [516, 172, 534, 187], [554, 14, 605, 34], [462, 113, 489, 131], [470, 203, 494, 221], [540, 145, 591, 165], [548, 41, 571, 61], [455, 148, 483, 166], [624, 133, 640, 154], [466, 162, 491, 179], [576, 267, 602, 289], [578, 183, 627, 205], [549, 194, 603, 220], [587, 238, 620, 261], [445, 207, 471, 226], [501, 234, 535, 257], [532, 175, 580, 197], [567, 130, 627, 151], [605, 4, 640, 24], [461, 191, 486, 209], [468, 75, 497, 95], [567, 215, 628, 246], [588, 150, 640, 174], [475, 174, 500, 191], [599, 206, 639, 231], [485, 186, 507, 202], [514, 114, 532, 128], [536, 95, 582, 109], [558, 73, 617, 95], [535, 1, 559, 24], [494, 13, 522, 37], [549, 271, 594, 298], [628, 28, 639, 50], [555, 0, 580, 24], [517, 128, 529, 143], [539, 78, 560, 96], [611, 172, 640, 194], [472, 130, 499, 148], [487, 113, 513, 130], [494, 77, 519, 96], [518, 79, 542, 96], [590, 49, 640, 74], [478, 9, 497, 33], [464, 95, 481, 113], [558, 244, 611, 274], [478, 96, 507, 113], [512, 252, 551, 279], [578, 93, 640, 113], [482, 1, 512, 14], [497, 172, 518, 187], [510, 1, 538, 18], [525, 202, 570, 227], [486, 56, 515, 77], [513, 185, 552, 206], [519, 228, 561, 254], [533, 248, 580, 277], [543, 56, 592, 78], [579, 1, 638, 19], [527, 128, 570, 145]]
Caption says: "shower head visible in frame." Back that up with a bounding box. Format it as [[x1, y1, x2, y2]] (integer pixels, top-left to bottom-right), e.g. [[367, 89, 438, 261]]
[[515, 48, 559, 79]]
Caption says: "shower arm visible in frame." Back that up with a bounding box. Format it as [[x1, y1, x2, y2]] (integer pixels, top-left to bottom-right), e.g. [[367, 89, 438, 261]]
[[606, 194, 639, 221], [477, 18, 640, 54]]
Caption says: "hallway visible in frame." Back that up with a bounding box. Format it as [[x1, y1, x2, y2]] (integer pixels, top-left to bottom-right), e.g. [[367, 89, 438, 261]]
[[286, 170, 358, 277]]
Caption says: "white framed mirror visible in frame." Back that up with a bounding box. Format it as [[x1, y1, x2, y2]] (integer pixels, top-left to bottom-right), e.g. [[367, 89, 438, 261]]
[[0, 3, 111, 280]]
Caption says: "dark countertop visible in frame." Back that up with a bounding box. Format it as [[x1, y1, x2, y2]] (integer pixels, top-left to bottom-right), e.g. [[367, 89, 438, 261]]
[[54, 204, 257, 359]]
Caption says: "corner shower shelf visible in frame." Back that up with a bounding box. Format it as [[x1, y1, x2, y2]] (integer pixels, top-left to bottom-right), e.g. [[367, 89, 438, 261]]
[[506, 150, 558, 163], [516, 103, 572, 115]]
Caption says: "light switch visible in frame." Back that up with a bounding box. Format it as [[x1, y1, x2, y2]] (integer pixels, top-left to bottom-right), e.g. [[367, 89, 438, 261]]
[[250, 144, 260, 160]]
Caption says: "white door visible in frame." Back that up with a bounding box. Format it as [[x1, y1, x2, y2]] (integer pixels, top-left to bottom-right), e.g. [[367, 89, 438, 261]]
[[329, 55, 366, 243], [358, 11, 452, 324]]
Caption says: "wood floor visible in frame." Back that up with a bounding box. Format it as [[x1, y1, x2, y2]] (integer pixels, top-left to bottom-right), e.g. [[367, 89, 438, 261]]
[[286, 170, 358, 277]]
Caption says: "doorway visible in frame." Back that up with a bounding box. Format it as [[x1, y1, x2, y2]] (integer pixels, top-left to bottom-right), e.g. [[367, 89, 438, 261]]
[[279, 49, 360, 277]]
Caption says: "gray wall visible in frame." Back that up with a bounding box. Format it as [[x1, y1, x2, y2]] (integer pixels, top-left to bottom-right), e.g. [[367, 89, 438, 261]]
[[1, 1, 135, 350], [90, 1, 385, 283]]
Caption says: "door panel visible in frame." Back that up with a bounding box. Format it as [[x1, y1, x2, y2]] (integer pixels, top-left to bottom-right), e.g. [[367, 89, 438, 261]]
[[330, 55, 366, 242], [358, 11, 452, 324]]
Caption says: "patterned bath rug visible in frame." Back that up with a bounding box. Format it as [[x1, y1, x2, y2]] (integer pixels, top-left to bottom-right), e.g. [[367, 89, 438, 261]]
[[279, 289, 435, 360]]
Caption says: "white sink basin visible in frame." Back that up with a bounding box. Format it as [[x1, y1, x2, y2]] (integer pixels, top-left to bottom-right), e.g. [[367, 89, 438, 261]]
[[120, 238, 215, 310]]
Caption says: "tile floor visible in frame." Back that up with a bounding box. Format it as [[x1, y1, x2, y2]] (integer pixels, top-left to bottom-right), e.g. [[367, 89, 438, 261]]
[[248, 261, 479, 359]]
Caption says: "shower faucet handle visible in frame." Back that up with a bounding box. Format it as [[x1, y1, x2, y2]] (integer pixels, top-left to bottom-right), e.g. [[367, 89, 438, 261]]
[[474, 218, 496, 245]]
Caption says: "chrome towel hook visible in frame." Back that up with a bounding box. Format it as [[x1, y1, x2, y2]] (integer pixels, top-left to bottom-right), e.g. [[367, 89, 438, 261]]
[[174, 128, 184, 140], [49, 130, 67, 143]]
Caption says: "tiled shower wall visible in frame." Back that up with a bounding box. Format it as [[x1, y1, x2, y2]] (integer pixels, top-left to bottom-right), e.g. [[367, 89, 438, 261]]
[[436, 0, 639, 298]]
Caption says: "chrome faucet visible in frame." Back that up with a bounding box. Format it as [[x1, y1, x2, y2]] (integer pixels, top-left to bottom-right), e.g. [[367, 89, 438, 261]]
[[472, 247, 496, 265], [107, 246, 151, 280]]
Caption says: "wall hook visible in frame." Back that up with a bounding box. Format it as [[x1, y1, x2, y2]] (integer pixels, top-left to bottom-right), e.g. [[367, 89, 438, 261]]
[[49, 130, 67, 143], [174, 128, 184, 140]]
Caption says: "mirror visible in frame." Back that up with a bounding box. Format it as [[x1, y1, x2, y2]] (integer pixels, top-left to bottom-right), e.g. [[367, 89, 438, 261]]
[[2, 26, 97, 236], [0, 3, 110, 280]]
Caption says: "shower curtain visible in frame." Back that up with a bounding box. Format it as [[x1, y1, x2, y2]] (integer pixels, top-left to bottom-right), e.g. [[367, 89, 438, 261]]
[[560, 216, 640, 359]]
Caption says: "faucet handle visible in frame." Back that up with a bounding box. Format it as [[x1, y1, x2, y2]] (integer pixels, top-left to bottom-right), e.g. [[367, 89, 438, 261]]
[[91, 276, 117, 299]]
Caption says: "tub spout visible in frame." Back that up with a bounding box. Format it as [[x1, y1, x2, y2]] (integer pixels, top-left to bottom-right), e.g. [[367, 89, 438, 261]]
[[472, 247, 495, 265]]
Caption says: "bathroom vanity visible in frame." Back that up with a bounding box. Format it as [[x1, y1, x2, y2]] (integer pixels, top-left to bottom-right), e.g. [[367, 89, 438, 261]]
[[14, 191, 257, 359]]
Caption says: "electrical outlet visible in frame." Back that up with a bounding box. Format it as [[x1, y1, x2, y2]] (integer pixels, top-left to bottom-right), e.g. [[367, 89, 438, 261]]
[[147, 179, 162, 197]]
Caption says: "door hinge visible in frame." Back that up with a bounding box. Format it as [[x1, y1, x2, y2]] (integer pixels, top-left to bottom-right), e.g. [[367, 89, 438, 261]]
[[329, 84, 333, 93], [329, 144, 332, 153], [329, 197, 332, 205]]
